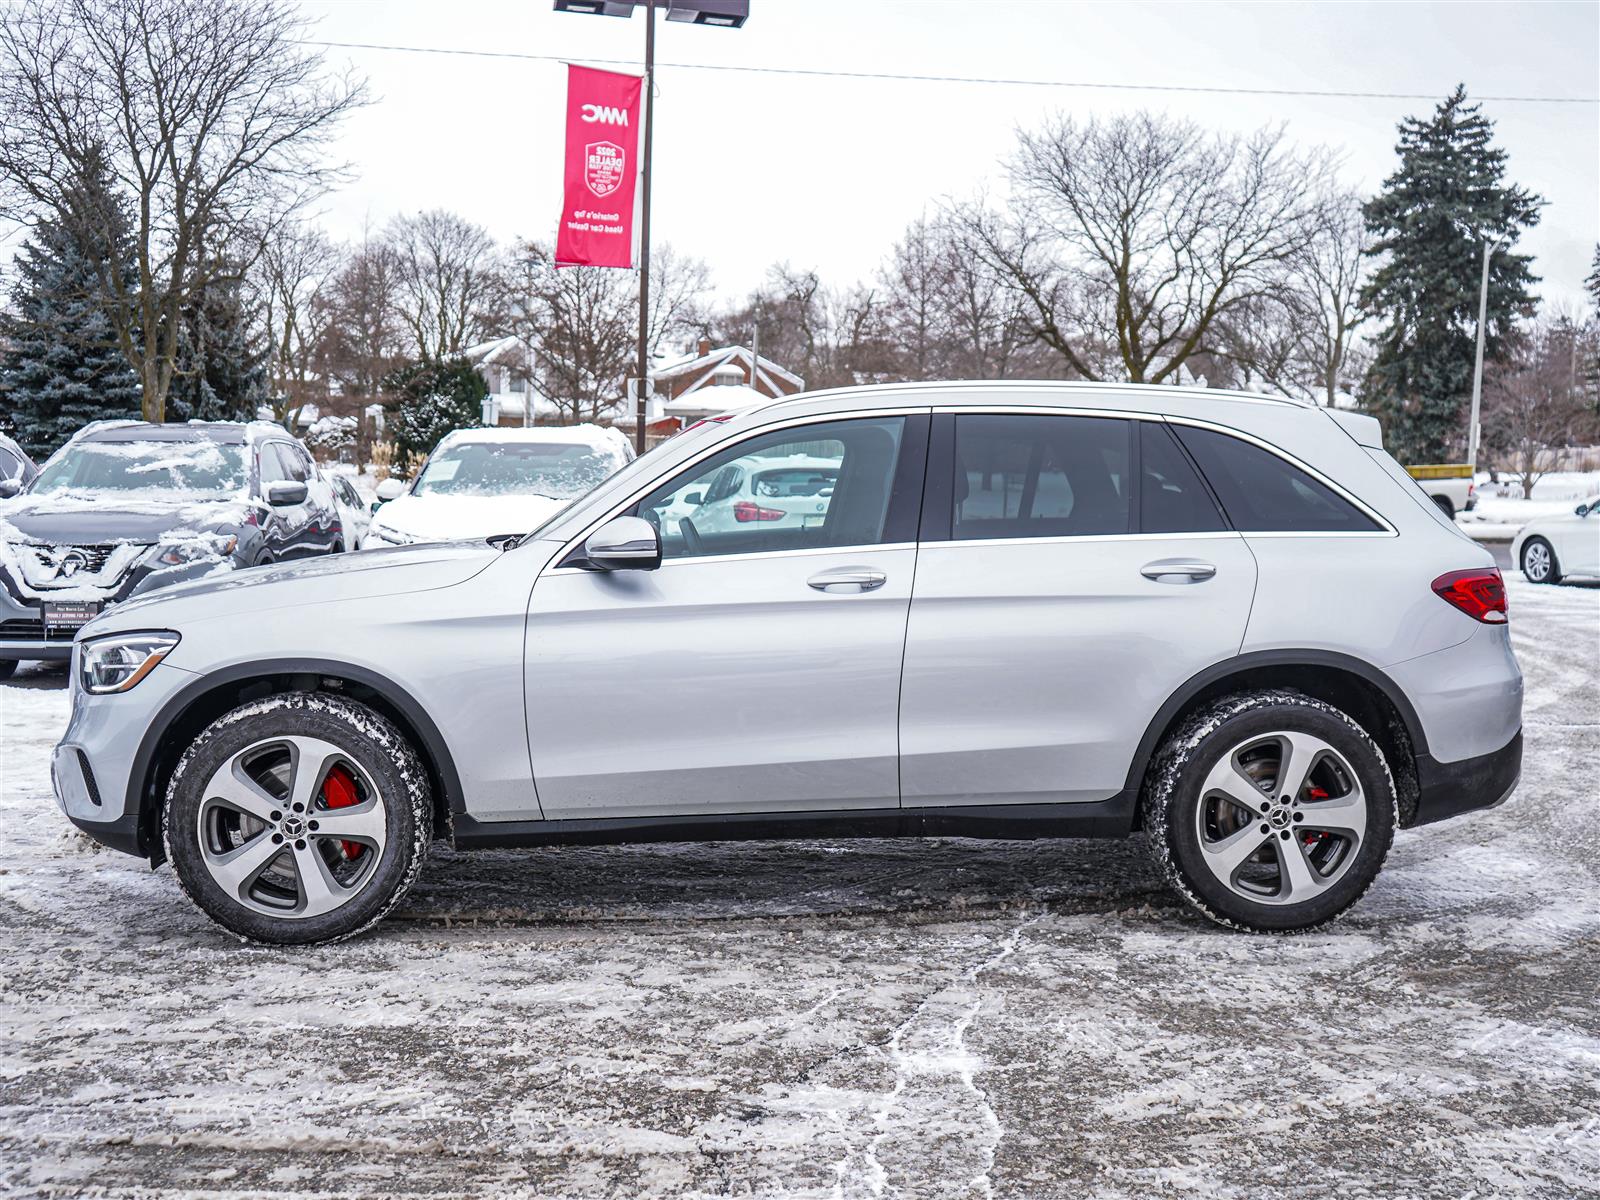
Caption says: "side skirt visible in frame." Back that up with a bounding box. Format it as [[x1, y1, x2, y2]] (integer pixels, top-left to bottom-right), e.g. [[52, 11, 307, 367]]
[[451, 793, 1137, 850]]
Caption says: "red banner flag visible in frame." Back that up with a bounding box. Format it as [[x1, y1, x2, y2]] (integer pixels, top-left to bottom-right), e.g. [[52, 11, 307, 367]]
[[555, 65, 643, 269]]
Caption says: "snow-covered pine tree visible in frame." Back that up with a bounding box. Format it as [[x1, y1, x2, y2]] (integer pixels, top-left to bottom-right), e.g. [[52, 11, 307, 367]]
[[1360, 85, 1542, 463], [165, 271, 269, 423], [0, 159, 142, 457], [383, 358, 486, 472]]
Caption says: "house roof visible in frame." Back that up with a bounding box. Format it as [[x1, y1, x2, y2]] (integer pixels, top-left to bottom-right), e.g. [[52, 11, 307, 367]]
[[652, 344, 804, 396], [660, 383, 769, 419]]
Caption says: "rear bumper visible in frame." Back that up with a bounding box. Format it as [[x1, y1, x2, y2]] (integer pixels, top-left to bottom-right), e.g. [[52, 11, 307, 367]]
[[1409, 728, 1521, 827]]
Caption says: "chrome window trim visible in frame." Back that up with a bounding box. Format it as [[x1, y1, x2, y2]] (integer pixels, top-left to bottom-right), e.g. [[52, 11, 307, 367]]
[[927, 531, 1246, 551], [542, 407, 933, 573]]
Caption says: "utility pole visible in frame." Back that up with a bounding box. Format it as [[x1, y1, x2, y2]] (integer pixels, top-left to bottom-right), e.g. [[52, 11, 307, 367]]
[[634, 0, 656, 454], [1468, 239, 1504, 477]]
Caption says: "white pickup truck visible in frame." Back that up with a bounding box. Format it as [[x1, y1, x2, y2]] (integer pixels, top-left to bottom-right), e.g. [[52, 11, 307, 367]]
[[1406, 463, 1476, 518]]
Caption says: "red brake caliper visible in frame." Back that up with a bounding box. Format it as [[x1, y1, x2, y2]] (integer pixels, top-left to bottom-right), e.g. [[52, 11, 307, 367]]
[[321, 766, 364, 861], [1304, 785, 1329, 847]]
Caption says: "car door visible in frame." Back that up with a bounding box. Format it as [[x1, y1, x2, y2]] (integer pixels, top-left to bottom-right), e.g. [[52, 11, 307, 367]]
[[254, 443, 295, 562], [523, 412, 928, 821], [1558, 503, 1600, 575], [898, 411, 1259, 808]]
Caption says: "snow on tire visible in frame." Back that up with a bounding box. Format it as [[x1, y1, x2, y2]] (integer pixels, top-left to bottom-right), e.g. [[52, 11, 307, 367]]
[[162, 691, 432, 945], [1143, 689, 1397, 933]]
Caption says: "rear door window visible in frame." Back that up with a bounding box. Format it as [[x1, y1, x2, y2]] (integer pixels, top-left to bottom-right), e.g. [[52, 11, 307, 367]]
[[1174, 425, 1381, 533], [952, 414, 1132, 540], [1140, 423, 1227, 534]]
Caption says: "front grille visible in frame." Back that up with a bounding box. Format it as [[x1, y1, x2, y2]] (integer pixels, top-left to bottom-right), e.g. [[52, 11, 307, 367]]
[[0, 618, 72, 642], [11, 543, 141, 591]]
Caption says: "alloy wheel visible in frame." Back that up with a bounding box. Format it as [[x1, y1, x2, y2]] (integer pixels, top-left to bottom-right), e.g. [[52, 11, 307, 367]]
[[1193, 731, 1368, 906], [196, 735, 387, 920], [1524, 540, 1552, 582]]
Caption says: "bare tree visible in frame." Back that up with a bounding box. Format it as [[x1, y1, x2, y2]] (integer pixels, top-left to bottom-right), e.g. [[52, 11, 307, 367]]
[[506, 240, 709, 423], [955, 113, 1328, 385], [386, 210, 501, 362], [251, 221, 339, 429], [0, 0, 366, 422], [1485, 315, 1597, 495]]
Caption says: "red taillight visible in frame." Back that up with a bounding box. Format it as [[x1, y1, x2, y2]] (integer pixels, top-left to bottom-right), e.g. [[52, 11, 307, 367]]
[[1431, 568, 1507, 624], [733, 500, 785, 523]]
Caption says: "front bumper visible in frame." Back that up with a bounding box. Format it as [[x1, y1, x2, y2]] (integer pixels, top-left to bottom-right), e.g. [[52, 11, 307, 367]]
[[52, 658, 197, 860], [1409, 728, 1521, 827]]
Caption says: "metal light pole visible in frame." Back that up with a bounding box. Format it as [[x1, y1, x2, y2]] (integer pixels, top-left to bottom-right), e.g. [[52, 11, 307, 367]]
[[635, 0, 656, 455], [553, 1, 749, 453], [1467, 238, 1507, 477]]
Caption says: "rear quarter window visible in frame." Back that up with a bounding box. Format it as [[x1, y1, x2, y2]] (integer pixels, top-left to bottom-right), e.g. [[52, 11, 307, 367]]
[[1174, 425, 1381, 533]]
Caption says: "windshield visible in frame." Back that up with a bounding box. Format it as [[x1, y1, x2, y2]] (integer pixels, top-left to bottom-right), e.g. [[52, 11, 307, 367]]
[[30, 439, 248, 497], [414, 440, 627, 500]]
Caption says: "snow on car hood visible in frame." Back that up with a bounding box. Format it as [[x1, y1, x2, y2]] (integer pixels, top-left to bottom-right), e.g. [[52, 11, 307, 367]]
[[369, 493, 569, 543], [87, 541, 502, 634], [0, 491, 250, 545]]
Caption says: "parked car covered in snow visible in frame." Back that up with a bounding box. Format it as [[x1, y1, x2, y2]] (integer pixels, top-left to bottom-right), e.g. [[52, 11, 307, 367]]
[[363, 425, 633, 548], [0, 432, 39, 493], [326, 473, 372, 550], [1512, 495, 1600, 584], [0, 421, 343, 676]]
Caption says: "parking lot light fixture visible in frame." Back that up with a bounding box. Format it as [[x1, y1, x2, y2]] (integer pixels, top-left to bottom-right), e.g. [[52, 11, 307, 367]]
[[553, 0, 747, 452]]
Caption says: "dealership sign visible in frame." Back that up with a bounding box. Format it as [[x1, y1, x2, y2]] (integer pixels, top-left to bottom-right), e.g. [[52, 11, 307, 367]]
[[555, 65, 643, 269]]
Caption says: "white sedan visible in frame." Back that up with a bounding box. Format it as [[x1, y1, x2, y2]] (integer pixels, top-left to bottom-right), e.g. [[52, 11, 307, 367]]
[[1512, 495, 1600, 584], [654, 453, 839, 546], [365, 426, 633, 548]]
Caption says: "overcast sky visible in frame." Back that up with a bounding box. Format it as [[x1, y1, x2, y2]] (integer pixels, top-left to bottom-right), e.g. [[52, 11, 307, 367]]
[[75, 1, 1600, 318]]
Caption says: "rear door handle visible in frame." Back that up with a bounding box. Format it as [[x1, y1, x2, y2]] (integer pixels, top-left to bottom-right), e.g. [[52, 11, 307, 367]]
[[1141, 559, 1216, 584], [807, 567, 887, 594]]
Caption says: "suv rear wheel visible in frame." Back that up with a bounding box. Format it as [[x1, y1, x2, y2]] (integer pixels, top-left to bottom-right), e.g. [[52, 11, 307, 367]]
[[1145, 691, 1396, 932], [163, 692, 431, 945]]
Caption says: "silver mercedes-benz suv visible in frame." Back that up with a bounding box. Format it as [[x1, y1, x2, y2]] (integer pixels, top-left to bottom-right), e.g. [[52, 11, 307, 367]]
[[53, 383, 1523, 943]]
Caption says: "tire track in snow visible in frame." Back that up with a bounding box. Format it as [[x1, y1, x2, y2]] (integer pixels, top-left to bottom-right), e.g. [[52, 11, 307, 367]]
[[841, 909, 1042, 1199]]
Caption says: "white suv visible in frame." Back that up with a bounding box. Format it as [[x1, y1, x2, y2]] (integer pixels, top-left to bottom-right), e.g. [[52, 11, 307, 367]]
[[53, 383, 1522, 944]]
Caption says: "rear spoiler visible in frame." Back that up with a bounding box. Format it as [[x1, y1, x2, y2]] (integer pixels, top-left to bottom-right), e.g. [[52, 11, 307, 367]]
[[1324, 408, 1383, 448]]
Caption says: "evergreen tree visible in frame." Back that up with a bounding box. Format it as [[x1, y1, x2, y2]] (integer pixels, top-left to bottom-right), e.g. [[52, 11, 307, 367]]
[[383, 358, 486, 471], [164, 271, 269, 423], [0, 159, 142, 457], [1360, 85, 1542, 462]]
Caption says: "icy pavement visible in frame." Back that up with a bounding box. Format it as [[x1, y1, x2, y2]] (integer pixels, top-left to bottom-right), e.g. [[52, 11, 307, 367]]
[[2, 580, 1597, 1198]]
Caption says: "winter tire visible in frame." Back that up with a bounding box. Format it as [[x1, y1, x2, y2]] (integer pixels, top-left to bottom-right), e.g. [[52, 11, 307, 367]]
[[1145, 690, 1396, 933], [1521, 537, 1561, 585], [0, 659, 16, 682], [163, 692, 431, 945]]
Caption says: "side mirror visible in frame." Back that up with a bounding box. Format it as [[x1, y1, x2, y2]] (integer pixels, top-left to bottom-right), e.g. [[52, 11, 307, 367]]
[[584, 515, 660, 571], [375, 478, 405, 503], [683, 491, 703, 506], [0, 478, 20, 500], [266, 480, 308, 507], [1576, 503, 1591, 518]]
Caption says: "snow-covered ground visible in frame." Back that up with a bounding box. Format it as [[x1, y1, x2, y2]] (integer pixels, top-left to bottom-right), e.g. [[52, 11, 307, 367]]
[[1458, 470, 1600, 540], [1, 579, 1597, 1198]]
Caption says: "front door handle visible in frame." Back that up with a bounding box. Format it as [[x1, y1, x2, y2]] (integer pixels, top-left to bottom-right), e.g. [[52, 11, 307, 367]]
[[807, 567, 887, 594], [1141, 559, 1217, 584]]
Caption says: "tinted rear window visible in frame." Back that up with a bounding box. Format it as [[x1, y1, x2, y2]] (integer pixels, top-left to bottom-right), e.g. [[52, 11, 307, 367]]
[[953, 414, 1131, 539], [1174, 426, 1380, 533]]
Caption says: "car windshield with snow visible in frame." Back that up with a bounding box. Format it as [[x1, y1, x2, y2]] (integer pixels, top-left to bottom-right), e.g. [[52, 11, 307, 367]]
[[0, 421, 343, 677], [51, 383, 1524, 946], [363, 425, 634, 548]]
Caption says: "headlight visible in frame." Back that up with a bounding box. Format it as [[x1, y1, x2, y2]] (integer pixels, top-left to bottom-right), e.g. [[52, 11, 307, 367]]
[[147, 533, 238, 567], [79, 632, 181, 694]]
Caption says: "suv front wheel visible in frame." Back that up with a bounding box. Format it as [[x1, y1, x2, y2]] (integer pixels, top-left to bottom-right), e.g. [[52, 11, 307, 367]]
[[163, 692, 432, 945], [1145, 691, 1397, 932]]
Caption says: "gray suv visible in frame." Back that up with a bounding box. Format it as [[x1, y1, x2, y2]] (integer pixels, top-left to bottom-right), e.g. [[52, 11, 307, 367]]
[[1, 421, 341, 676], [52, 384, 1523, 943]]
